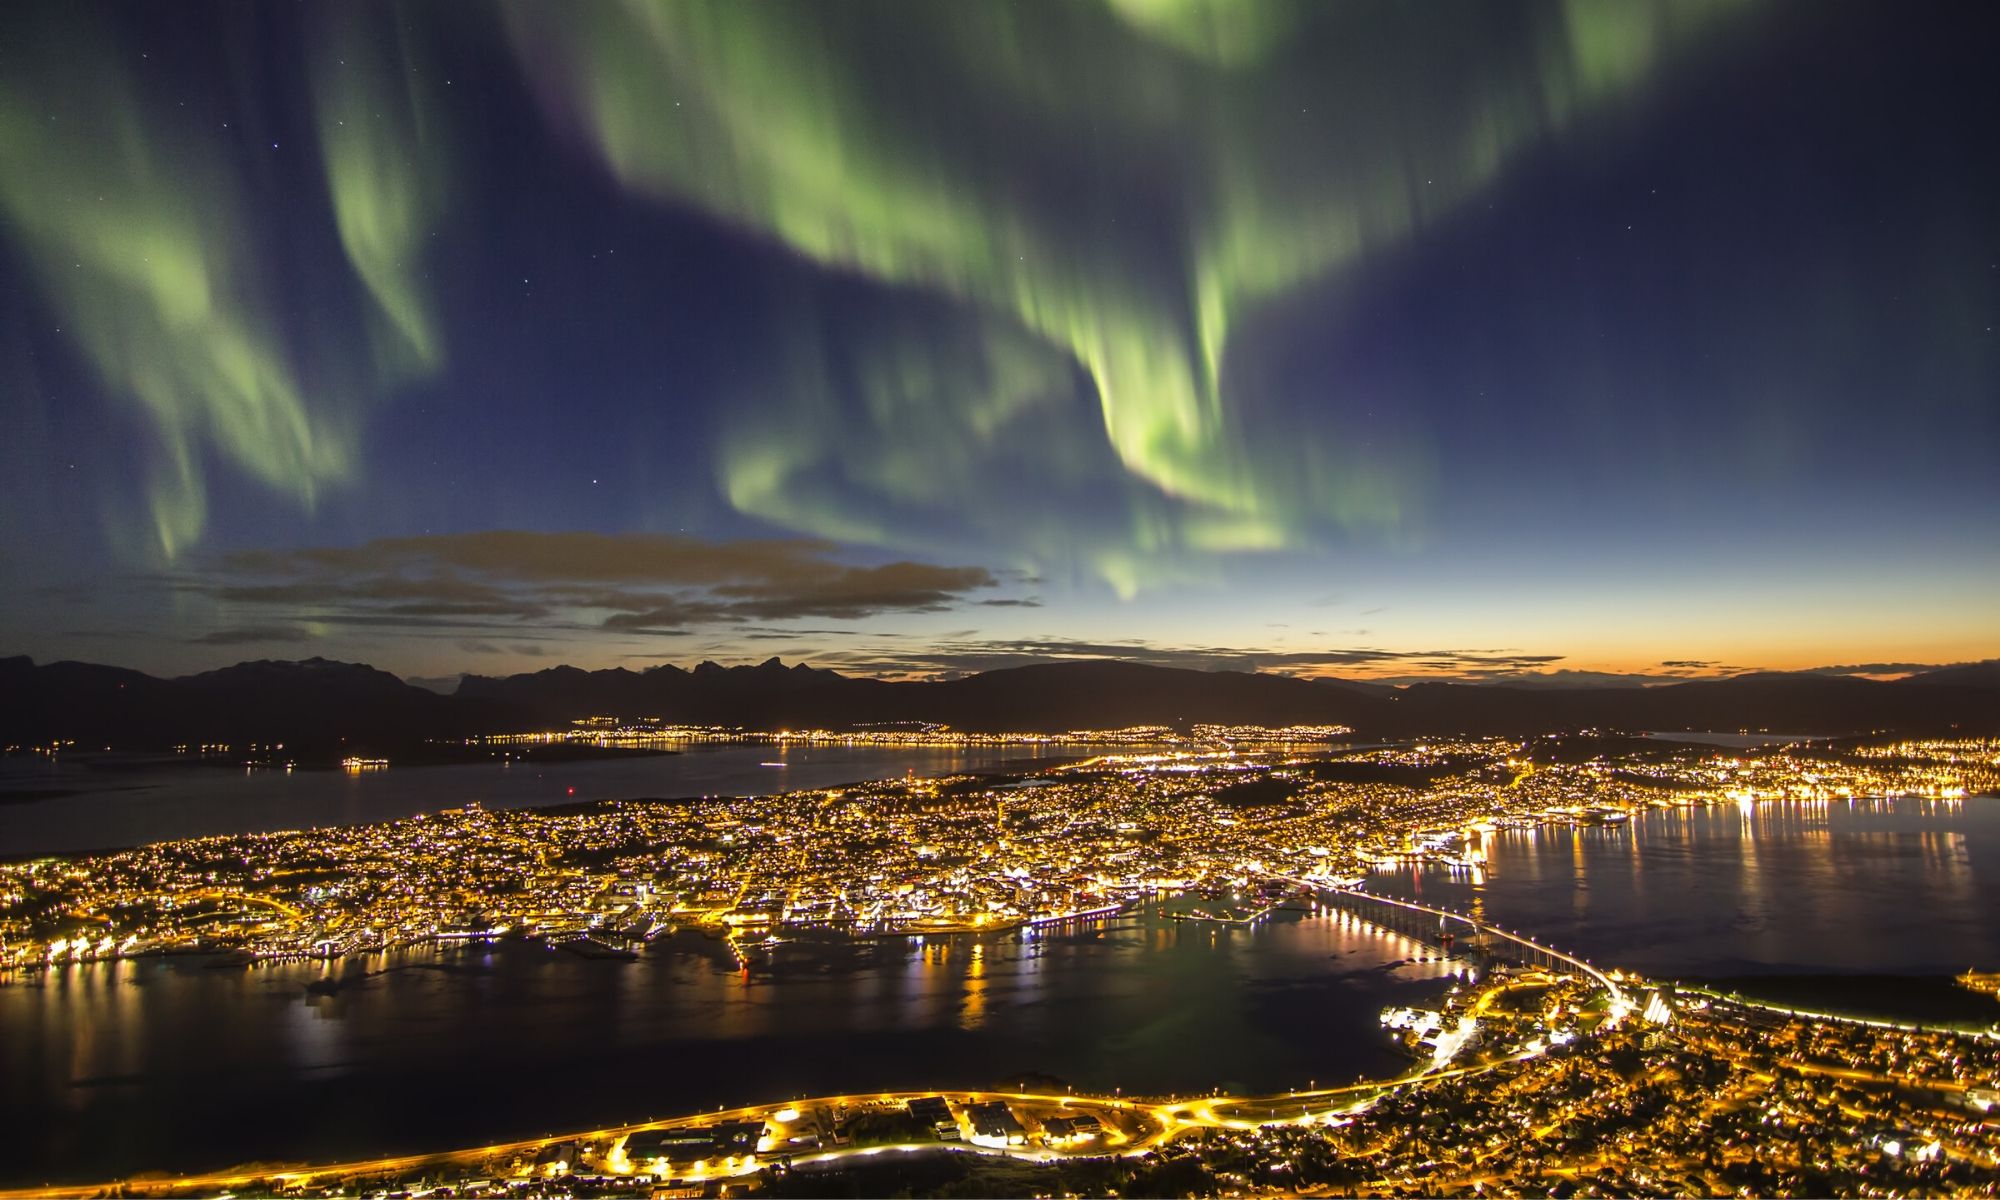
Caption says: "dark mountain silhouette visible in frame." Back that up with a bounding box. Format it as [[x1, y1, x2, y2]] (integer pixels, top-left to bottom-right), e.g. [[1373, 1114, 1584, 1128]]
[[4, 655, 1997, 754], [454, 658, 1390, 731], [1902, 660, 2000, 689], [0, 656, 526, 757], [455, 656, 859, 728]]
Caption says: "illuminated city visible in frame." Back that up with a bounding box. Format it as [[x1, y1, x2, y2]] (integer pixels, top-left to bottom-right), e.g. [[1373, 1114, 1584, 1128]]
[[3, 0, 1998, 1195], [8, 736, 1994, 972], [4, 736, 2000, 1195]]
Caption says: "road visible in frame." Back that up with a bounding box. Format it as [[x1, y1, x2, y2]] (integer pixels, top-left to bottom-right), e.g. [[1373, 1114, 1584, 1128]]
[[0, 1040, 1573, 1199], [1678, 984, 2000, 1040]]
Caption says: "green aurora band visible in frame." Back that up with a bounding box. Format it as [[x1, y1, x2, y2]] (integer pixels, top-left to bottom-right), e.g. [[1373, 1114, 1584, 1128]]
[[309, 5, 449, 380], [505, 0, 1743, 590], [0, 18, 343, 558], [0, 1, 1744, 581], [0, 6, 443, 558]]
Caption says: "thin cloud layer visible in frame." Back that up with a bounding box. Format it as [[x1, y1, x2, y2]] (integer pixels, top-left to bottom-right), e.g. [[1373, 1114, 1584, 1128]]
[[191, 531, 1006, 639], [797, 637, 1569, 681]]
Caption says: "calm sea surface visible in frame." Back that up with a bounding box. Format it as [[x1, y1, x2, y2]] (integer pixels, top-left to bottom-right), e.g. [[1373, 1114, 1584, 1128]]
[[0, 743, 1121, 856], [1367, 795, 2000, 976], [0, 909, 1454, 1185]]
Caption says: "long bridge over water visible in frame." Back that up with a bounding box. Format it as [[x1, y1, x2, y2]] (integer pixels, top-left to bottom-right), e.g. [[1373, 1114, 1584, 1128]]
[[1301, 884, 1627, 1006]]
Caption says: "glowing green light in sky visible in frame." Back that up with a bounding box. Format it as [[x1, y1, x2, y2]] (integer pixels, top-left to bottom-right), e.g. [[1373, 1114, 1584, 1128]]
[[0, 9, 445, 559], [0, 2, 1740, 577], [1102, 0, 1297, 68], [507, 0, 1740, 586], [0, 21, 349, 558], [311, 8, 448, 377]]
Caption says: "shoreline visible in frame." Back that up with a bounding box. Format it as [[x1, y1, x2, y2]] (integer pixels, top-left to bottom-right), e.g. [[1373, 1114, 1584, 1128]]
[[1683, 973, 2000, 1031], [0, 900, 1162, 982]]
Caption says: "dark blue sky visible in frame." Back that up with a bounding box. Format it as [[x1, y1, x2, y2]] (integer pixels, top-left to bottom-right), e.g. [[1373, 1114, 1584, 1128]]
[[1, 0, 1994, 683]]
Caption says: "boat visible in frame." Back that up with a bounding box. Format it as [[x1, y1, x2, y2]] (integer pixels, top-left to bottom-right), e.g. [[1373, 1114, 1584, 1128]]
[[559, 936, 639, 961], [1956, 969, 2000, 1000]]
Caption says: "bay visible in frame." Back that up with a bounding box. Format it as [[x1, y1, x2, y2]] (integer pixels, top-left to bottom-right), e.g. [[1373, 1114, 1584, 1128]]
[[0, 907, 1453, 1186]]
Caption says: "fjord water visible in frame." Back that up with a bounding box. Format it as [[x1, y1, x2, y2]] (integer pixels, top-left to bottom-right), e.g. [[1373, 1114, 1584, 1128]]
[[1, 908, 1454, 1185], [0, 742, 1117, 856], [1369, 796, 2000, 977]]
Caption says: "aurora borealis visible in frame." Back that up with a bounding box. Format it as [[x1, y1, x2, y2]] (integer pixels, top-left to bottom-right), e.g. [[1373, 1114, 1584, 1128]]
[[1, 0, 1995, 683]]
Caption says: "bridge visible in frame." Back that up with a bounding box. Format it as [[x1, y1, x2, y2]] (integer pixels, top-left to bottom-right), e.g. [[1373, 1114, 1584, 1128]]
[[1302, 883, 1626, 1007]]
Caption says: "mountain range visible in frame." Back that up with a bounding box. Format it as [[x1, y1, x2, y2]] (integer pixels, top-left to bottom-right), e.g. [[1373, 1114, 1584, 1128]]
[[4, 654, 1997, 757]]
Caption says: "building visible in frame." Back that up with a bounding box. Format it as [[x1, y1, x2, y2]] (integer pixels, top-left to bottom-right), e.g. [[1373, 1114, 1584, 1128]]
[[965, 1101, 1026, 1147], [908, 1095, 958, 1139], [1042, 1114, 1103, 1145], [621, 1121, 768, 1167]]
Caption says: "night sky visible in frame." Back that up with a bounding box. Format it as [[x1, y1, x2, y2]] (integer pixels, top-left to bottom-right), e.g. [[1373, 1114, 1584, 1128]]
[[1, 0, 1995, 686]]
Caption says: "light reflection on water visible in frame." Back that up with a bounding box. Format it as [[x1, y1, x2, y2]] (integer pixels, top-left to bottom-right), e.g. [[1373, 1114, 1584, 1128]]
[[1371, 795, 2000, 978], [2, 904, 1452, 1185]]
